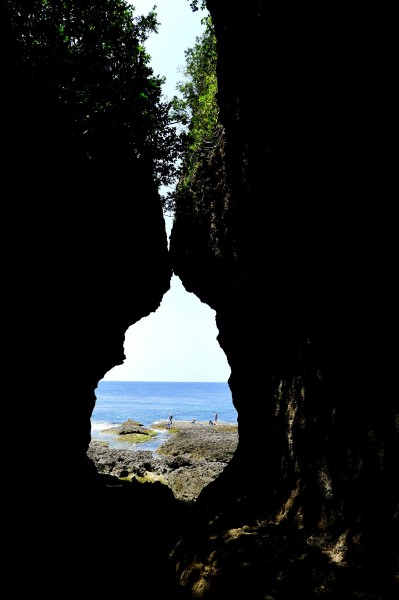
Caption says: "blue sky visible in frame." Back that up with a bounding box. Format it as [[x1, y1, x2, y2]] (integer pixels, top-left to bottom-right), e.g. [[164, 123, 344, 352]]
[[104, 0, 231, 382]]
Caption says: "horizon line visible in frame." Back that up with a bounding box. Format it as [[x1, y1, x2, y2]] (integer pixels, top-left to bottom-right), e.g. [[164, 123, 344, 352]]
[[100, 379, 229, 383]]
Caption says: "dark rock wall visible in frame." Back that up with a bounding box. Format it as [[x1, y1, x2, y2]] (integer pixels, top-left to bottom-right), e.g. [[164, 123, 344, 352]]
[[28, 170, 172, 483], [6, 166, 173, 593], [4, 2, 396, 597], [169, 1, 397, 595], [3, 7, 172, 491]]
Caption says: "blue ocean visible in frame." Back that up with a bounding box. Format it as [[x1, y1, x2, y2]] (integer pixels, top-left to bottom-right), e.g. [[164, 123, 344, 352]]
[[91, 381, 237, 451]]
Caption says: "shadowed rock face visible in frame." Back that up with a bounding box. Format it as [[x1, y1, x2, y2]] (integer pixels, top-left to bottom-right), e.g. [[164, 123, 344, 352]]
[[5, 2, 396, 599], [168, 1, 398, 598]]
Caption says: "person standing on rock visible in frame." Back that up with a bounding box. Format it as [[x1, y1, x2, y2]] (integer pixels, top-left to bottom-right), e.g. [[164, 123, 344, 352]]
[[214, 412, 218, 423]]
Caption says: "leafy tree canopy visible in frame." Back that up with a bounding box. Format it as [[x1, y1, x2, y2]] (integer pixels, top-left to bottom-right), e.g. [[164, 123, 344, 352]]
[[188, 0, 208, 12], [164, 14, 220, 212], [4, 0, 181, 193], [4, 0, 218, 212]]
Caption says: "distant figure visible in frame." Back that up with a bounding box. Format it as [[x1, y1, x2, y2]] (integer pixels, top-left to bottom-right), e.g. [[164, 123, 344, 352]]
[[191, 418, 196, 424], [209, 419, 214, 426], [214, 413, 218, 423], [169, 413, 173, 424]]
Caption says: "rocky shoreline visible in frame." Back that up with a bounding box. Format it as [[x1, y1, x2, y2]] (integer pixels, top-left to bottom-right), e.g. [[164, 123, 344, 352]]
[[87, 421, 238, 503]]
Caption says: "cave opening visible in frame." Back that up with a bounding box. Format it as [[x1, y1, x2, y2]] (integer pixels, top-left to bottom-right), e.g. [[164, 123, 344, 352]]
[[86, 0, 235, 506], [89, 214, 237, 501]]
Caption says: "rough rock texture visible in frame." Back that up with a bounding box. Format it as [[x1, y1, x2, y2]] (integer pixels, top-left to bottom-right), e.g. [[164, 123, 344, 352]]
[[87, 422, 238, 502], [167, 2, 398, 599], [157, 422, 238, 462]]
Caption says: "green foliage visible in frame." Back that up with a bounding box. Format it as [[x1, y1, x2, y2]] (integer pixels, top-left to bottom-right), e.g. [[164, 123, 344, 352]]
[[105, 419, 158, 444], [188, 0, 208, 12], [4, 0, 180, 189], [115, 431, 157, 444], [165, 14, 220, 210]]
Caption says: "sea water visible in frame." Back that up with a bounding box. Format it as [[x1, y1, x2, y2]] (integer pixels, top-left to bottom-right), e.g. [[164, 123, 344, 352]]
[[91, 380, 237, 451]]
